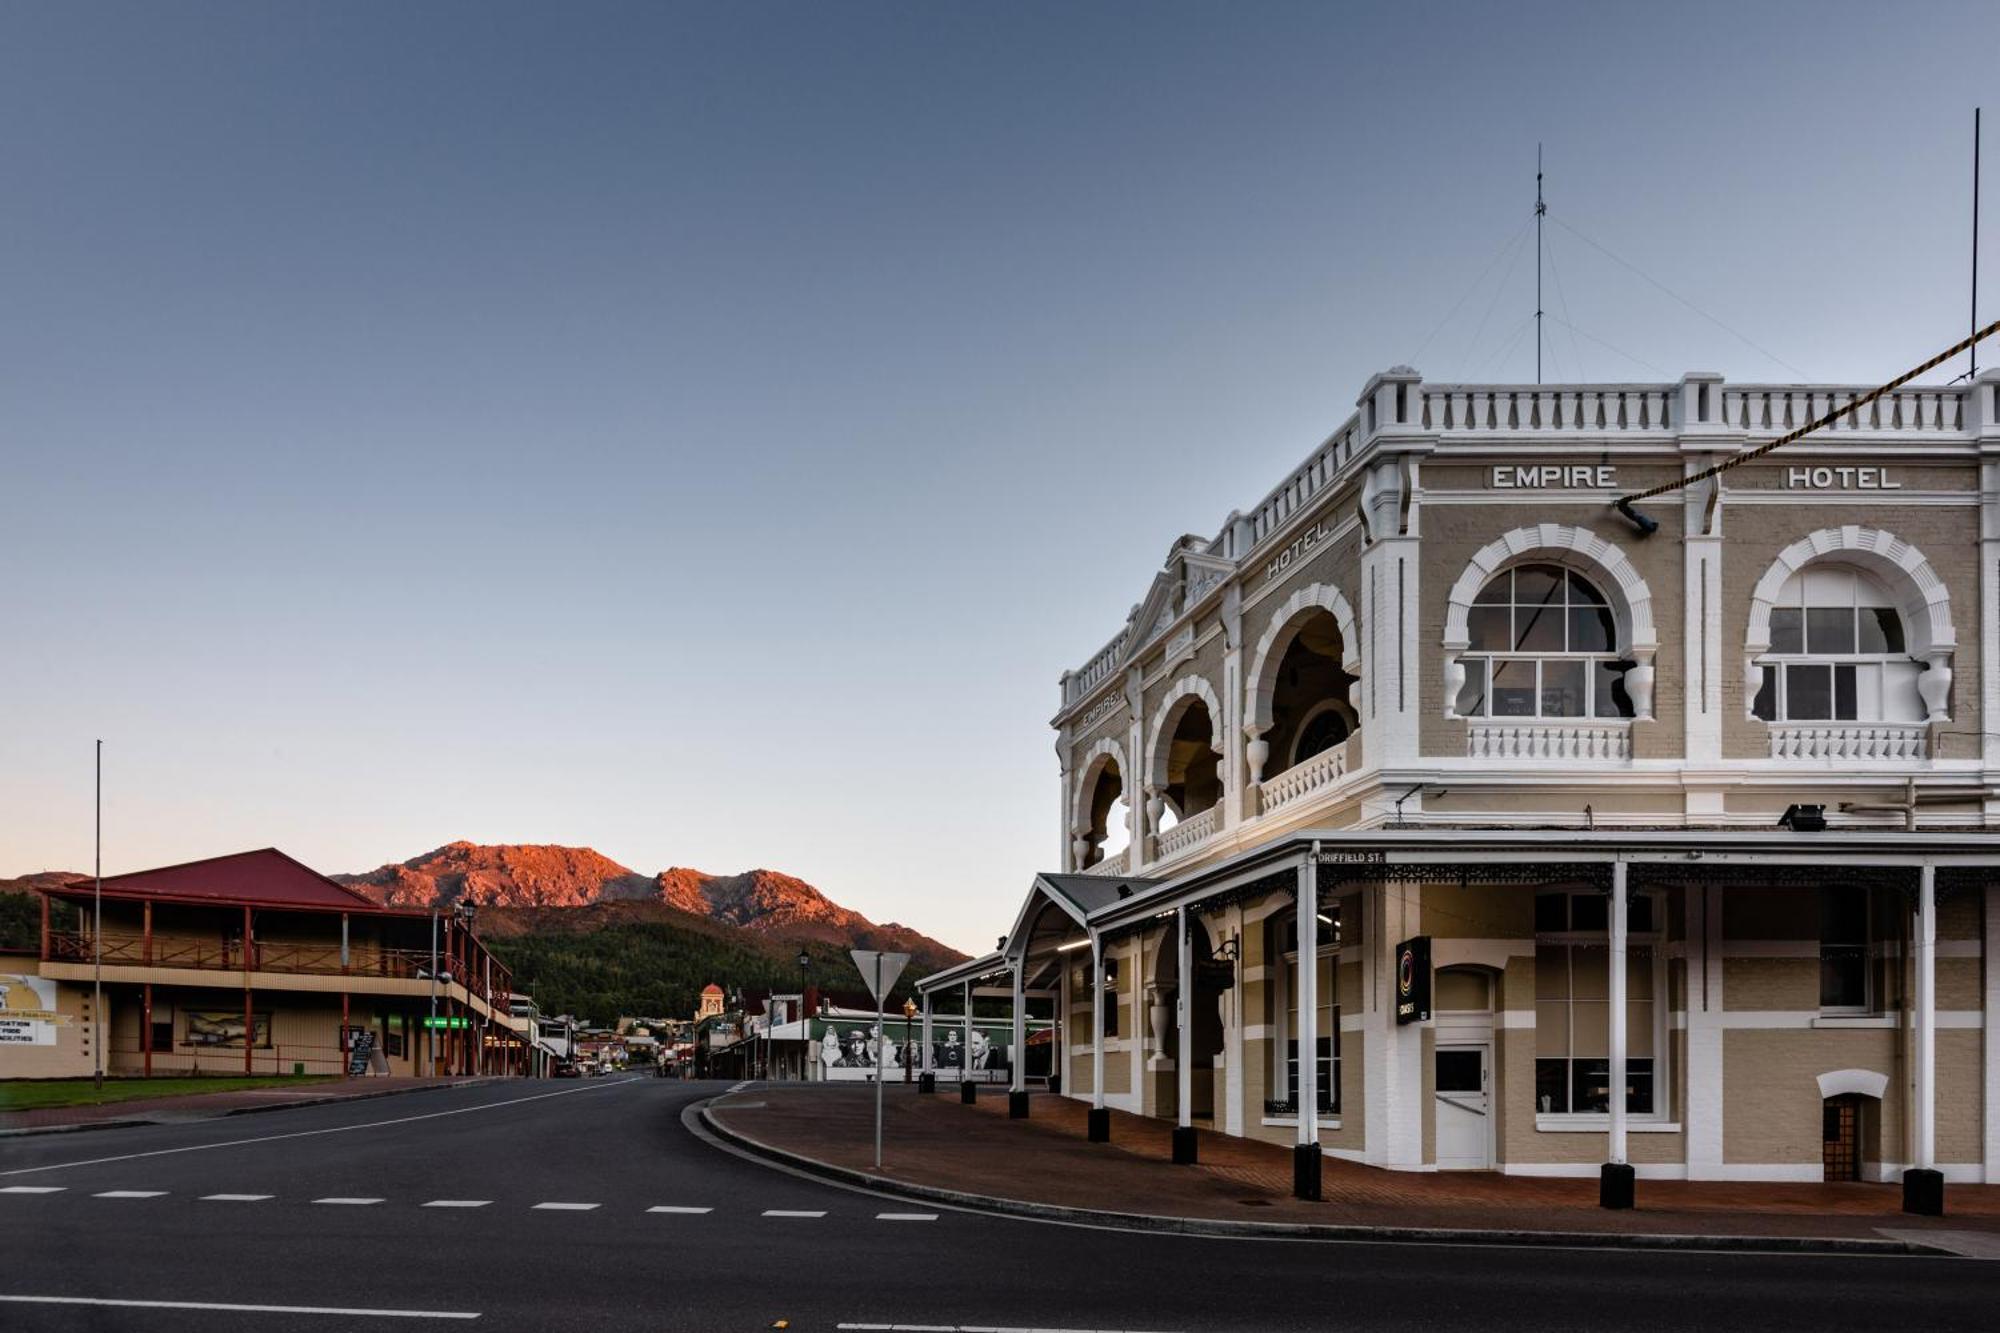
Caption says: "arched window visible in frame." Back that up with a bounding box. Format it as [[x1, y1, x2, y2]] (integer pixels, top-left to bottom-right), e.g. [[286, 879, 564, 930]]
[[1750, 565, 1921, 723], [1454, 563, 1634, 720]]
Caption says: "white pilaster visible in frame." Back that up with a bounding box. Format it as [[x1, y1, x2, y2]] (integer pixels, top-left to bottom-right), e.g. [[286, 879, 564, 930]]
[[1221, 597, 1246, 834], [1685, 879, 1725, 1178], [1223, 903, 1244, 1138], [1608, 861, 1628, 1167]]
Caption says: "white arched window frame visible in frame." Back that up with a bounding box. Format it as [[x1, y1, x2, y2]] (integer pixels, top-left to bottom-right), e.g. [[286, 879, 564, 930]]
[[1144, 675, 1225, 834], [1453, 563, 1635, 720], [1743, 527, 1953, 725], [1748, 565, 1923, 724], [1070, 736, 1130, 869], [1442, 525, 1657, 722]]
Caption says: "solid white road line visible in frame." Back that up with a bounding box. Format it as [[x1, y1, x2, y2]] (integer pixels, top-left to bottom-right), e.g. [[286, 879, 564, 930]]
[[422, 1200, 493, 1208], [0, 1077, 644, 1179], [530, 1202, 598, 1211], [762, 1209, 827, 1218], [874, 1212, 939, 1221], [0, 1186, 64, 1194], [92, 1190, 166, 1199], [201, 1194, 273, 1202], [313, 1197, 385, 1205], [0, 1294, 478, 1320], [646, 1205, 713, 1214]]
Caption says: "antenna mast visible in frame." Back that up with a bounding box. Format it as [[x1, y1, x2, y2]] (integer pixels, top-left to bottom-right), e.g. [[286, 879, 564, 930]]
[[1535, 144, 1546, 385], [1974, 108, 1982, 382]]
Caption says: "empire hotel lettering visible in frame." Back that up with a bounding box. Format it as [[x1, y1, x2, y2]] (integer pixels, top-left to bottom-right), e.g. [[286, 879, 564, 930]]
[[1490, 465, 1616, 488], [1264, 520, 1333, 582], [1785, 466, 1900, 490]]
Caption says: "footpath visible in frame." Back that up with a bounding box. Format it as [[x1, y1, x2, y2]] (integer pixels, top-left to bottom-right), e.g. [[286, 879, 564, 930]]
[[704, 1083, 2000, 1256], [1, 1076, 499, 1135]]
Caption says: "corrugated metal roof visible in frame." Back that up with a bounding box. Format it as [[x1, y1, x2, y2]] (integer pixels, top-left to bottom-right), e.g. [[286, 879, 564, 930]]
[[46, 848, 384, 912]]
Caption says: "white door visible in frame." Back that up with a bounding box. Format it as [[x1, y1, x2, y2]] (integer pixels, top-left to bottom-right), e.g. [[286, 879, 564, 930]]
[[1434, 1044, 1492, 1170]]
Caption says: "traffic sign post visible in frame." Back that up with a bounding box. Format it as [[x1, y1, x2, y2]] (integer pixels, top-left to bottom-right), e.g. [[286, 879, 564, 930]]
[[850, 949, 910, 1169]]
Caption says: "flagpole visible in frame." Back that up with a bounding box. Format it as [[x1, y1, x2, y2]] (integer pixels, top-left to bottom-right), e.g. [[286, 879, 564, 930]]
[[93, 739, 103, 1095]]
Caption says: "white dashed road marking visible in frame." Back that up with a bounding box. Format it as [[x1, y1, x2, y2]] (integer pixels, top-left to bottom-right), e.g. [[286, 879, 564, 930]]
[[836, 1326, 1182, 1333], [313, 1197, 385, 1205], [531, 1202, 599, 1211], [0, 1186, 64, 1195], [762, 1209, 826, 1218], [423, 1200, 493, 1208], [92, 1190, 166, 1199], [201, 1194, 273, 1202], [0, 1294, 478, 1320], [874, 1212, 939, 1221], [647, 1205, 713, 1214]]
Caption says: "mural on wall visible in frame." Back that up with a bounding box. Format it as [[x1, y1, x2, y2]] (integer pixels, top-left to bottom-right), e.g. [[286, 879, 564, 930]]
[[0, 974, 64, 1045], [186, 1010, 272, 1049], [814, 1020, 1032, 1078]]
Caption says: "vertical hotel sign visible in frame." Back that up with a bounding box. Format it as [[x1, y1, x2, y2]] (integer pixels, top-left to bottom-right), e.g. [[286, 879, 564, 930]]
[[1394, 937, 1431, 1025]]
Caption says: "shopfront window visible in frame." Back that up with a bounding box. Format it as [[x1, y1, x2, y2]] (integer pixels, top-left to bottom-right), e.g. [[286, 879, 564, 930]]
[[1534, 890, 1658, 1116], [1271, 905, 1342, 1115], [1818, 886, 1872, 1013]]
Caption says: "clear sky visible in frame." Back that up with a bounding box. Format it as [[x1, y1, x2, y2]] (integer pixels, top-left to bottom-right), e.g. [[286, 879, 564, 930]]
[[4, 2, 1996, 953]]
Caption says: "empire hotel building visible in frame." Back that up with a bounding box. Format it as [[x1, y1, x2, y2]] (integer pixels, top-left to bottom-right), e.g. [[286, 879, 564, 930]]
[[919, 366, 2000, 1207]]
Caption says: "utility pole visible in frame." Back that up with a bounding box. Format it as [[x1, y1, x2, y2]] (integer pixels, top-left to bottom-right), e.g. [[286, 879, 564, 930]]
[[92, 739, 102, 1095], [1535, 143, 1546, 385]]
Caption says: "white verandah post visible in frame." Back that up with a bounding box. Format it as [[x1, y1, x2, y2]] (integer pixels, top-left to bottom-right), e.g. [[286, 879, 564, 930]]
[[1009, 955, 1028, 1118], [1294, 850, 1320, 1199], [1175, 905, 1194, 1163], [1087, 930, 1111, 1142], [1602, 859, 1633, 1209], [1915, 863, 1938, 1171]]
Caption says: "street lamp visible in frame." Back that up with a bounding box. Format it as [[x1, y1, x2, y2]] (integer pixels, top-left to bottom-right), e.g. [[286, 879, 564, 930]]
[[902, 997, 918, 1084], [796, 951, 811, 1081]]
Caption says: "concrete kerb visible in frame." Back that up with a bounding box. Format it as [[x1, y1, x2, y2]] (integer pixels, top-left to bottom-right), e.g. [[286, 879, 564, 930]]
[[0, 1076, 509, 1138], [696, 1100, 1951, 1257]]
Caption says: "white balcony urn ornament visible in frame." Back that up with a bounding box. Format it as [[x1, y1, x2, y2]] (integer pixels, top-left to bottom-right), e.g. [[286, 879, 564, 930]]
[[1918, 654, 1952, 723], [1627, 651, 1656, 720]]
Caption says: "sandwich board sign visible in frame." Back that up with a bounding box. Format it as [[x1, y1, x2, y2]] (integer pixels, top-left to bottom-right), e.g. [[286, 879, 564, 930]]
[[849, 950, 910, 1169]]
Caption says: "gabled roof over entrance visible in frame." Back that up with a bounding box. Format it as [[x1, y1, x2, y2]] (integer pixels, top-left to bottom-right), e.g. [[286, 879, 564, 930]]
[[42, 848, 382, 912]]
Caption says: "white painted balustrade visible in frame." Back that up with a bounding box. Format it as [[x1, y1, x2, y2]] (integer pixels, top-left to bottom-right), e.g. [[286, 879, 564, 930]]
[[1080, 848, 1129, 877], [1257, 741, 1352, 815], [1155, 805, 1218, 860], [1465, 722, 1632, 762], [1767, 725, 1929, 762]]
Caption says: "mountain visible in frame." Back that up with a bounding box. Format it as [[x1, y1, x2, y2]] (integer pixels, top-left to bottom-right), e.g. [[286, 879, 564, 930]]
[[334, 842, 960, 967]]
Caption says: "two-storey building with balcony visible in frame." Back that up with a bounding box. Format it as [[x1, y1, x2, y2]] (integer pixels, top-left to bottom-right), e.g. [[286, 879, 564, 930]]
[[6, 847, 526, 1079], [919, 367, 2000, 1204]]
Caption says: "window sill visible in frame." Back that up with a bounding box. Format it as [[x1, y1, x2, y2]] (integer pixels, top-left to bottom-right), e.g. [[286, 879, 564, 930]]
[[1534, 1116, 1680, 1134], [1262, 1117, 1342, 1130], [1810, 1015, 1895, 1029]]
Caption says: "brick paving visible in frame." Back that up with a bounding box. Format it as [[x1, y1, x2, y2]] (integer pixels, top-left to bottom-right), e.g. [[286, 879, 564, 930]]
[[708, 1083, 2000, 1241], [0, 1076, 495, 1132]]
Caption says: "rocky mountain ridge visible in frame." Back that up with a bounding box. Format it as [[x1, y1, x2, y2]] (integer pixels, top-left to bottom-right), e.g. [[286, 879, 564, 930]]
[[333, 841, 959, 962]]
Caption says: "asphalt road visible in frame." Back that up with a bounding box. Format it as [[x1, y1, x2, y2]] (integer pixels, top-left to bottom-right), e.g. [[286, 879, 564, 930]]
[[0, 1076, 1993, 1332]]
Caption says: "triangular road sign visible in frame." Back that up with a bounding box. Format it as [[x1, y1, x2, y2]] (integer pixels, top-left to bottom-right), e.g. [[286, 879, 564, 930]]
[[849, 950, 910, 1004]]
